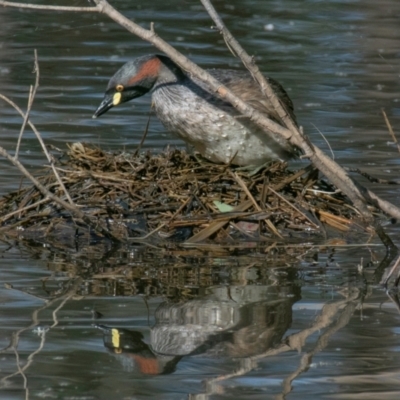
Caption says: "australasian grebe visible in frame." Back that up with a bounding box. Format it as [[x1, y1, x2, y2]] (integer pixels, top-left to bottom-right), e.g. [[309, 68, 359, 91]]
[[93, 54, 298, 166]]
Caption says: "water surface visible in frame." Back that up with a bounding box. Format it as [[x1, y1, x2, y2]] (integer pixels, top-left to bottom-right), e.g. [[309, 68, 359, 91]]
[[0, 1, 399, 399]]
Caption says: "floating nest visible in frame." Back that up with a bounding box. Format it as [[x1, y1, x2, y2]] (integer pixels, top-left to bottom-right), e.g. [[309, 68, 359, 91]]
[[0, 142, 375, 251]]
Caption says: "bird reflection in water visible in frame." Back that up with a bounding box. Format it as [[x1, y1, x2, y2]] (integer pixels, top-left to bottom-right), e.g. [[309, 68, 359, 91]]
[[96, 279, 301, 375]]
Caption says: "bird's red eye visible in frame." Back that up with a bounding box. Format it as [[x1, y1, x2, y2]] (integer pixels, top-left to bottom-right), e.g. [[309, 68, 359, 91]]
[[116, 84, 124, 92]]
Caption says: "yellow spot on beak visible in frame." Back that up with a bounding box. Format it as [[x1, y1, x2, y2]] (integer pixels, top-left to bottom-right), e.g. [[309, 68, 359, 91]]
[[113, 92, 122, 106], [111, 328, 120, 348]]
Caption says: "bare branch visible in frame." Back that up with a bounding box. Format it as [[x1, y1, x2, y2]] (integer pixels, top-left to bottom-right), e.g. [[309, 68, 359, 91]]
[[199, 0, 388, 223], [0, 0, 99, 12], [0, 91, 74, 204], [200, 0, 298, 133]]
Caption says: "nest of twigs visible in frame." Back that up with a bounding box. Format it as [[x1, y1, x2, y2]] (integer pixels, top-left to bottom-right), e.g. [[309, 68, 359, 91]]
[[0, 142, 374, 249]]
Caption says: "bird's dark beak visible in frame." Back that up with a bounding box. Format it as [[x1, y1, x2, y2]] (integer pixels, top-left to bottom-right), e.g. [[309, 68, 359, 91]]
[[92, 93, 115, 118]]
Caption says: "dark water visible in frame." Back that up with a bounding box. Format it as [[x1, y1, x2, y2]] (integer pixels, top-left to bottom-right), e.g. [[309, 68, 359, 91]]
[[1, 0, 400, 399]]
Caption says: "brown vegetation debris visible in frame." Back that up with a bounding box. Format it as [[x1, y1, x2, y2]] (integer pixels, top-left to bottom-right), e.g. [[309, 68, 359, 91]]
[[0, 143, 376, 246]]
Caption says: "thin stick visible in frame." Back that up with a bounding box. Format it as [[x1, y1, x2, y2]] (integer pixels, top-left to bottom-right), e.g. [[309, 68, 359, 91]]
[[231, 171, 282, 238], [133, 108, 152, 157], [311, 122, 335, 160], [231, 171, 261, 211], [0, 197, 50, 224], [0, 1, 99, 11], [382, 109, 400, 154], [0, 91, 74, 204], [268, 186, 319, 228], [168, 194, 194, 223], [0, 145, 123, 243], [15, 50, 40, 159]]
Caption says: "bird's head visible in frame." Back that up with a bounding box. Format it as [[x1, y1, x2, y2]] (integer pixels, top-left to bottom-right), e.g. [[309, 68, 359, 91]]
[[93, 54, 163, 118]]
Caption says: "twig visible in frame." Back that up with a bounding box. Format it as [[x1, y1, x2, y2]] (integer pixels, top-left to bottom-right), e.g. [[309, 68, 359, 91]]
[[133, 108, 152, 157], [0, 91, 74, 204], [0, 145, 123, 243], [311, 122, 335, 160], [231, 172, 283, 238], [268, 186, 319, 229], [382, 109, 400, 154], [0, 1, 99, 11], [0, 197, 50, 224], [15, 50, 39, 159], [168, 194, 194, 223], [231, 171, 261, 211]]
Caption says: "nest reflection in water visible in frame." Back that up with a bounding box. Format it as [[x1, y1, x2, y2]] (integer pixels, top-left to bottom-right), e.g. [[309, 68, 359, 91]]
[[4, 239, 370, 388]]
